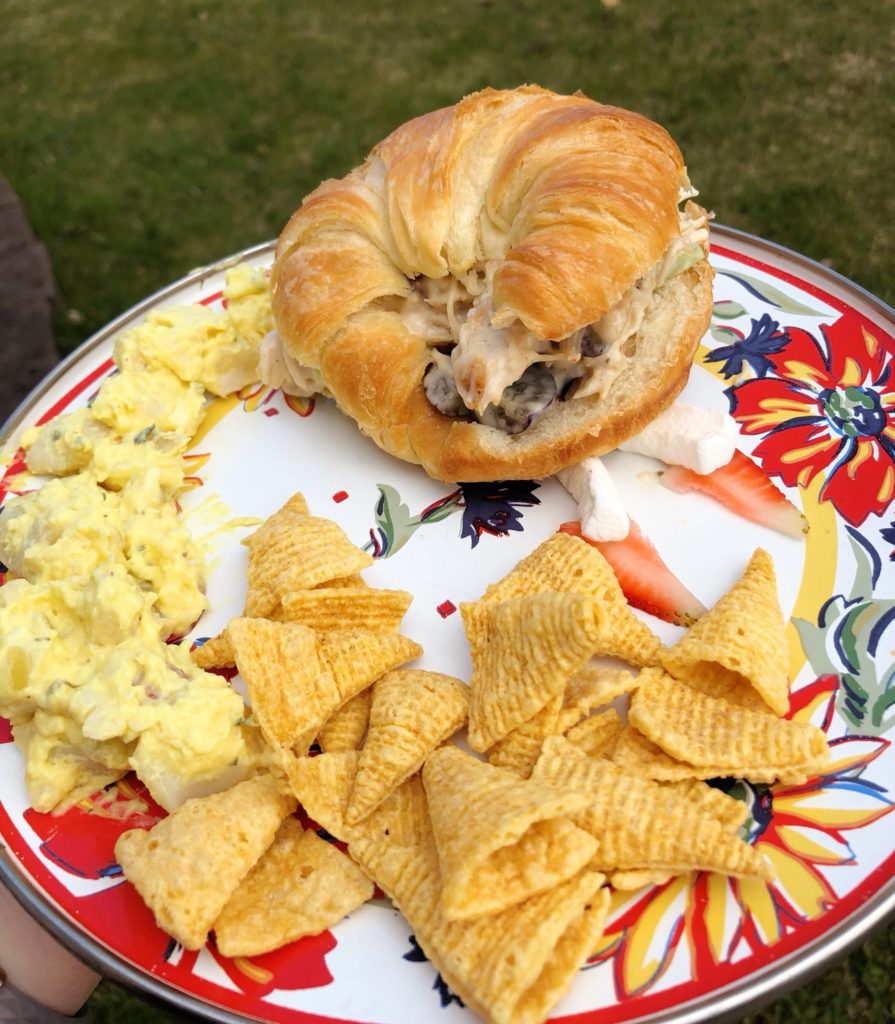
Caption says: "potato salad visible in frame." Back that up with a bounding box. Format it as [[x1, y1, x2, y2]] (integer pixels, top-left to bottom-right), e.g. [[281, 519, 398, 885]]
[[0, 265, 271, 814]]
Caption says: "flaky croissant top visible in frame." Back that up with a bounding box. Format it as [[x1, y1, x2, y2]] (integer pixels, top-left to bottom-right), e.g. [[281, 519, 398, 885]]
[[271, 86, 713, 481]]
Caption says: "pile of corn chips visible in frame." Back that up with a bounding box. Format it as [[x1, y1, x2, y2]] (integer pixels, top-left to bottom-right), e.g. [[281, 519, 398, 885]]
[[114, 494, 830, 1024]]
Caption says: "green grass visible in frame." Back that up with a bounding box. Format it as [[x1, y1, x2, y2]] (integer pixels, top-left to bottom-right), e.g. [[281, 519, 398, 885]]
[[2, 1, 894, 1021]]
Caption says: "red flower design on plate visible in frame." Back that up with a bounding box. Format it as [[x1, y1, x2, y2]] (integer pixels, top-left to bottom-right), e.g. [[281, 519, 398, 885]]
[[728, 312, 895, 525], [23, 779, 164, 879], [75, 884, 339, 996], [200, 932, 338, 996]]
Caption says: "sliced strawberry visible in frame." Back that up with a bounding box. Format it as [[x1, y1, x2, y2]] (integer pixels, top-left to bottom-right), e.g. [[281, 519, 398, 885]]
[[659, 449, 807, 539], [559, 520, 706, 626]]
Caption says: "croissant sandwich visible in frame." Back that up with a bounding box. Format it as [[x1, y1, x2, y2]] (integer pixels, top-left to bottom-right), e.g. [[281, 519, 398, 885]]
[[266, 86, 713, 481]]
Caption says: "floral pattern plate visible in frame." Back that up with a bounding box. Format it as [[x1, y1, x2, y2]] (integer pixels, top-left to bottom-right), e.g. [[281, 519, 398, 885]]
[[1, 226, 894, 1024]]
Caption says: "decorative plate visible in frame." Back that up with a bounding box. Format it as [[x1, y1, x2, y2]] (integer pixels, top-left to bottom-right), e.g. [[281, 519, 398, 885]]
[[1, 226, 894, 1024]]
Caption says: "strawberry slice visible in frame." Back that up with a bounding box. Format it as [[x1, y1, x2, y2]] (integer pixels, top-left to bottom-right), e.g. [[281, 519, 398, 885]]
[[559, 520, 706, 626], [659, 449, 807, 539]]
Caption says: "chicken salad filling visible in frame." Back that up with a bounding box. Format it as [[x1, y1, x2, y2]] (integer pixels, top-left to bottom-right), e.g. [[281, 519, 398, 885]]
[[417, 201, 709, 433], [261, 200, 709, 434]]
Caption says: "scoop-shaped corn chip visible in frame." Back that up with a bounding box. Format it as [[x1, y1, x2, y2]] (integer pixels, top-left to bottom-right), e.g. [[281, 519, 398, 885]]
[[280, 587, 412, 633], [317, 690, 373, 753], [487, 694, 563, 778], [463, 592, 606, 751], [230, 618, 421, 751], [240, 719, 276, 769], [286, 750, 433, 850], [285, 750, 360, 841], [556, 665, 639, 733], [213, 818, 373, 956], [611, 725, 704, 780], [659, 549, 789, 715], [114, 775, 295, 950], [678, 674, 775, 714], [314, 573, 368, 589], [245, 506, 373, 617], [481, 532, 661, 667], [422, 745, 598, 919], [347, 670, 468, 824], [348, 773, 611, 1024], [229, 618, 321, 748], [480, 532, 603, 603], [239, 491, 309, 616], [628, 672, 830, 781], [663, 779, 749, 831], [609, 869, 676, 890], [277, 492, 311, 517], [611, 724, 818, 786], [565, 708, 626, 760], [191, 629, 235, 669], [318, 629, 423, 705], [532, 737, 772, 881]]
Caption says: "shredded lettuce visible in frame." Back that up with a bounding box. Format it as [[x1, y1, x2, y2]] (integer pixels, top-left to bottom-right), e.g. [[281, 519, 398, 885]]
[[663, 242, 704, 281]]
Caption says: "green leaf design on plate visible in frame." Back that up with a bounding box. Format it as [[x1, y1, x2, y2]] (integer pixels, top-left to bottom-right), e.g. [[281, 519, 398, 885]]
[[793, 531, 895, 736], [709, 324, 743, 344], [419, 494, 463, 524], [371, 484, 415, 557], [365, 484, 463, 558], [719, 270, 824, 317], [712, 300, 748, 320]]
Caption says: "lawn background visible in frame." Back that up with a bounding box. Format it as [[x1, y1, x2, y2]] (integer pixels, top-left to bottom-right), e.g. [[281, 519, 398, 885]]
[[1, 0, 894, 1021]]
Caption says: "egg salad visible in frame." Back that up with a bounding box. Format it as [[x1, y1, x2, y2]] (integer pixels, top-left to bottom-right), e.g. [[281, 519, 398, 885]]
[[0, 264, 271, 814]]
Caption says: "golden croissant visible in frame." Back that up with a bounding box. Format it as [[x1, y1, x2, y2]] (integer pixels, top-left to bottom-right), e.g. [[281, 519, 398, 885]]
[[268, 85, 713, 482]]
